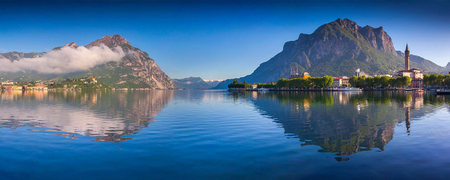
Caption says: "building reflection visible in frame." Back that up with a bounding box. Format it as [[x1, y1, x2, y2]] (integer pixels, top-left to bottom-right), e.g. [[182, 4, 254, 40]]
[[247, 91, 435, 161], [403, 92, 423, 135], [0, 90, 174, 142]]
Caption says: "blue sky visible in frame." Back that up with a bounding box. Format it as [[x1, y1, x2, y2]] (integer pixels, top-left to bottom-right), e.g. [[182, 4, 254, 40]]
[[0, 0, 449, 80]]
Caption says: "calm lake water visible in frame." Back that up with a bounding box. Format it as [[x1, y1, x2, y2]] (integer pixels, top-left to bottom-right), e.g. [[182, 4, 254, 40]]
[[0, 90, 449, 179]]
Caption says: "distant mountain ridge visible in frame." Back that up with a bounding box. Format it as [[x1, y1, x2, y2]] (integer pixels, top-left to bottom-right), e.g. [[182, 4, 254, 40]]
[[396, 51, 445, 74], [0, 35, 175, 89], [443, 62, 450, 74], [173, 77, 222, 89], [215, 18, 445, 88]]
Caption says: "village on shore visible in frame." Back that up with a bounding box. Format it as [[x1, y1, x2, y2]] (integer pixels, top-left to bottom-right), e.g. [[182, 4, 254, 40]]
[[228, 45, 450, 93], [0, 77, 103, 92], [1, 45, 449, 93]]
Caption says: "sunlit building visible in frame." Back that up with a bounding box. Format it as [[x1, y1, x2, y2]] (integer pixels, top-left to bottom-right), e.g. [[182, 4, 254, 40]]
[[290, 72, 310, 79], [332, 76, 350, 87], [397, 44, 424, 88]]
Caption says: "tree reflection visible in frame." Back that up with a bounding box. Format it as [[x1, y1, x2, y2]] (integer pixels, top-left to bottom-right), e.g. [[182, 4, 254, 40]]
[[245, 91, 444, 160]]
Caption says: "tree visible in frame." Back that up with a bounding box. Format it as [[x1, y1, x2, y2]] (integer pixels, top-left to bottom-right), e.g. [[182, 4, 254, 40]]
[[389, 78, 398, 88], [429, 74, 438, 87], [396, 76, 411, 88], [243, 81, 251, 88], [373, 76, 381, 88], [445, 75, 450, 88], [349, 76, 358, 87], [276, 78, 289, 88], [323, 76, 334, 88], [380, 76, 391, 88], [309, 77, 322, 88], [228, 80, 246, 88], [357, 76, 366, 88], [423, 74, 430, 87], [404, 76, 412, 87], [366, 77, 375, 88], [437, 74, 445, 87]]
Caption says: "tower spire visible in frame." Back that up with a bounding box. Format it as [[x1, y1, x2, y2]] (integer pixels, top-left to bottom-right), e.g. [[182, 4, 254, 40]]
[[405, 44, 410, 70]]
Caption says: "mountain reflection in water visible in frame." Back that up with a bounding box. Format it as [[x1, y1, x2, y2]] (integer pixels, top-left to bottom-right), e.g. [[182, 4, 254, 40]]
[[231, 91, 447, 160], [0, 90, 174, 142], [0, 90, 448, 160]]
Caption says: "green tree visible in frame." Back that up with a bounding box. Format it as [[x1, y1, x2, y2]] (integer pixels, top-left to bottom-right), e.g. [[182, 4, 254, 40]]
[[228, 80, 246, 88], [373, 76, 381, 88], [445, 75, 450, 88], [395, 76, 411, 88], [309, 77, 323, 88], [429, 74, 438, 87], [349, 76, 358, 87], [357, 76, 366, 88], [437, 74, 445, 87], [243, 81, 251, 88], [323, 76, 334, 88], [423, 74, 430, 87], [380, 76, 391, 88], [277, 78, 289, 88], [389, 78, 398, 88], [366, 77, 375, 88]]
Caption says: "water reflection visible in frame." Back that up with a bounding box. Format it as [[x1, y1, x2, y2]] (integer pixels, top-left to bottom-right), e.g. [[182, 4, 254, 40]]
[[232, 91, 448, 160], [0, 90, 174, 142]]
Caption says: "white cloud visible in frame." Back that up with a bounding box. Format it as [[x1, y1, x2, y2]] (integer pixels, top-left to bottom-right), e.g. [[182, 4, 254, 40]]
[[0, 44, 125, 74]]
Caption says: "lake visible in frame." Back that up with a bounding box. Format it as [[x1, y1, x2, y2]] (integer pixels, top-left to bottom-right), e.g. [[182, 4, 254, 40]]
[[0, 90, 449, 179]]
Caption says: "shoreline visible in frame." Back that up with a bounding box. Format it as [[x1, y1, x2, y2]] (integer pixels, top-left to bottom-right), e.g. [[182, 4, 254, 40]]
[[227, 88, 429, 92]]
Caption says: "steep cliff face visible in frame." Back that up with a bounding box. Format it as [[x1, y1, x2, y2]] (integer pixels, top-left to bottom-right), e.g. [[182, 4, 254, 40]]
[[0, 35, 175, 89], [215, 18, 443, 88], [85, 35, 175, 89]]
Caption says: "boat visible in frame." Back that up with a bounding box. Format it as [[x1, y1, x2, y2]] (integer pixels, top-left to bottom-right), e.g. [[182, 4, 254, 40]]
[[335, 87, 362, 91], [436, 89, 450, 95], [405, 88, 413, 91]]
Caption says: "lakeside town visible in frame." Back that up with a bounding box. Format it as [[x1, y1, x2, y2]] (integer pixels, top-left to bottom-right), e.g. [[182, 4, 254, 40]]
[[2, 45, 449, 93], [0, 77, 103, 91], [229, 45, 450, 93]]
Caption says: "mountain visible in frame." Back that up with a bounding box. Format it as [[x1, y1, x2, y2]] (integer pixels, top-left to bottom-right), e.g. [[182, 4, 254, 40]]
[[204, 79, 222, 88], [173, 77, 222, 89], [442, 62, 450, 74], [215, 18, 444, 88], [0, 35, 175, 89], [84, 35, 174, 89], [396, 51, 444, 73]]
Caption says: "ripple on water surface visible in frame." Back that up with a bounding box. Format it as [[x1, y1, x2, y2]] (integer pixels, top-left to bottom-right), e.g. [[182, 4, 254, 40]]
[[0, 90, 449, 179]]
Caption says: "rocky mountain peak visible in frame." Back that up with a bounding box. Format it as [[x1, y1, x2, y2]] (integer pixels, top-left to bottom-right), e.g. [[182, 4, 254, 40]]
[[85, 35, 175, 89], [0, 35, 174, 89], [215, 18, 442, 88], [111, 34, 128, 44], [334, 18, 359, 31], [64, 42, 79, 48], [86, 34, 130, 49]]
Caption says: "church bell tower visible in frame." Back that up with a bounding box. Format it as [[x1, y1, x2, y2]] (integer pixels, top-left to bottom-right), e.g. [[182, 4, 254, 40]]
[[405, 44, 410, 70]]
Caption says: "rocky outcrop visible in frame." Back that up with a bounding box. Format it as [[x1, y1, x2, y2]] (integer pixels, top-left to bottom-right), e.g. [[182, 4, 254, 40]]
[[215, 18, 444, 88], [0, 35, 175, 89], [85, 35, 175, 89]]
